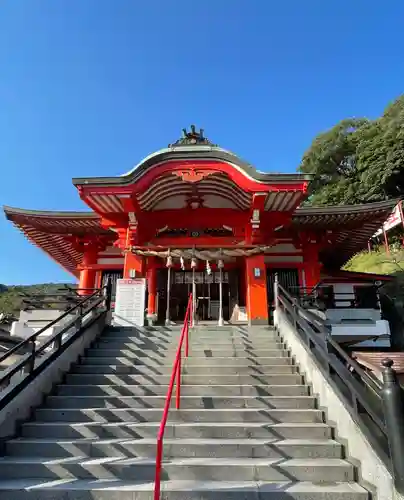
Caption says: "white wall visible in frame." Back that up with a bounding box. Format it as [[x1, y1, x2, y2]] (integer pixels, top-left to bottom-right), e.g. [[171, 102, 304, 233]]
[[333, 283, 355, 307], [10, 322, 36, 340], [326, 282, 382, 323]]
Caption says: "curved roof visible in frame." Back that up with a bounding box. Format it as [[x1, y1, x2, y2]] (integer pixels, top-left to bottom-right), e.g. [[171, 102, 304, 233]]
[[4, 198, 399, 275], [3, 206, 112, 277], [293, 199, 399, 268], [73, 145, 311, 187], [73, 128, 311, 216]]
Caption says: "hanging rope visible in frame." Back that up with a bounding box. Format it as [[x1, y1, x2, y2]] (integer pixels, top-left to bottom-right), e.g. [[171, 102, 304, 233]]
[[130, 246, 273, 260]]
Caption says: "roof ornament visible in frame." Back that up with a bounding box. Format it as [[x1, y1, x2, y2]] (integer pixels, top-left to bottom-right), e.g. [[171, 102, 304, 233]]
[[169, 125, 217, 147]]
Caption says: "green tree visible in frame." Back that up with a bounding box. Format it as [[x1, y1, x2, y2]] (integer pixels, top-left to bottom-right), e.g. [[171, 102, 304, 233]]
[[356, 96, 404, 202], [299, 95, 404, 206]]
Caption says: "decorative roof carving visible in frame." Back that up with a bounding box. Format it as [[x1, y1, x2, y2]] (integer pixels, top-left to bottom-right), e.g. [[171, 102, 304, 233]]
[[169, 125, 217, 147], [172, 168, 216, 183]]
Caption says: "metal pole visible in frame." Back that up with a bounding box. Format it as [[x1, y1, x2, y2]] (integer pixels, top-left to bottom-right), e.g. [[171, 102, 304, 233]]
[[104, 276, 112, 311], [274, 273, 279, 308], [218, 266, 224, 327], [165, 266, 171, 326], [176, 353, 181, 409], [192, 267, 196, 325], [381, 358, 404, 494], [383, 227, 390, 255], [273, 273, 280, 327]]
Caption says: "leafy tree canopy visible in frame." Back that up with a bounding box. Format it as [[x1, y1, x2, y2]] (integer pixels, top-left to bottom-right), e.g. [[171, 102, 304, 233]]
[[0, 283, 75, 316], [299, 95, 404, 205]]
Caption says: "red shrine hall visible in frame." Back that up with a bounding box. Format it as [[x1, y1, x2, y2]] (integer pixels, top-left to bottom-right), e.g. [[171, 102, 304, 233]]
[[4, 126, 397, 326]]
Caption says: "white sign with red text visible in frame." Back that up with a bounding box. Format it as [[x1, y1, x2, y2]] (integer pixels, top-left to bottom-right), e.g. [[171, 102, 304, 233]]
[[373, 202, 402, 236], [115, 278, 146, 327]]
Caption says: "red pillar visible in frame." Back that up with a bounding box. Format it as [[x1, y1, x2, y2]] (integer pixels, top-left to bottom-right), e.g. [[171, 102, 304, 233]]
[[78, 249, 98, 295], [245, 255, 268, 325], [123, 251, 145, 278], [147, 258, 157, 316], [303, 245, 321, 293]]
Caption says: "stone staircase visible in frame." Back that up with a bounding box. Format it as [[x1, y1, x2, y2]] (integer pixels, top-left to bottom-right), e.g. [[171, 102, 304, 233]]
[[0, 325, 369, 499]]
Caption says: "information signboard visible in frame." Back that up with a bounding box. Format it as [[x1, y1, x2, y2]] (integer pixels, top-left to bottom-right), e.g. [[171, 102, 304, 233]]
[[114, 278, 146, 327]]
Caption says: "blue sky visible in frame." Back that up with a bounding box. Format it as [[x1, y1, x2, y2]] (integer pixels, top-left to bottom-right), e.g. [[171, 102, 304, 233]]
[[0, 0, 403, 285]]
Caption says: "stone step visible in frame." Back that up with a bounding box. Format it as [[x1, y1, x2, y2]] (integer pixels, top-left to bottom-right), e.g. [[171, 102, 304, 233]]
[[0, 456, 354, 482], [72, 364, 300, 375], [85, 348, 290, 358], [138, 337, 282, 343], [0, 321, 368, 500], [92, 341, 286, 357], [70, 364, 178, 376], [56, 383, 311, 397], [105, 326, 275, 334], [101, 329, 277, 337], [6, 437, 343, 459], [99, 333, 280, 341], [187, 335, 281, 342], [21, 422, 332, 440], [0, 479, 370, 500], [187, 365, 300, 375], [97, 338, 282, 348], [34, 407, 324, 423], [184, 342, 282, 348], [65, 373, 305, 385], [101, 330, 279, 342], [80, 356, 293, 368], [95, 342, 282, 351], [81, 355, 294, 365], [44, 395, 317, 410]]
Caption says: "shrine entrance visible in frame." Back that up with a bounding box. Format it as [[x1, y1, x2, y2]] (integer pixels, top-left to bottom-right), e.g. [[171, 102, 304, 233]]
[[156, 269, 239, 324]]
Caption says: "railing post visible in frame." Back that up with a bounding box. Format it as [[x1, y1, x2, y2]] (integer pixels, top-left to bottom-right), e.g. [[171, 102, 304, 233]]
[[185, 319, 189, 358], [218, 259, 224, 327], [165, 266, 172, 327], [381, 358, 404, 494], [154, 437, 163, 500], [192, 267, 196, 326], [292, 298, 298, 329], [274, 273, 279, 309], [104, 277, 112, 311], [190, 292, 194, 329], [24, 340, 36, 375], [176, 352, 181, 409], [75, 305, 83, 330], [53, 333, 62, 352]]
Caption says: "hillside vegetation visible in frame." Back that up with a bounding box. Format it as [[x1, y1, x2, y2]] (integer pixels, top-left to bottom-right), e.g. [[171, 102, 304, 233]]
[[0, 283, 75, 316], [345, 248, 404, 305], [345, 248, 404, 276]]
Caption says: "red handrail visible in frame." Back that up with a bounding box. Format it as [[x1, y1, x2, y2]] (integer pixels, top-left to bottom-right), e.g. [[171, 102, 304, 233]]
[[154, 294, 193, 500]]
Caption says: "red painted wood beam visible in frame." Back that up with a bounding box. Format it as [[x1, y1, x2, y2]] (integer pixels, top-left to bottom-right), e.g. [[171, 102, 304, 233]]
[[138, 208, 249, 228]]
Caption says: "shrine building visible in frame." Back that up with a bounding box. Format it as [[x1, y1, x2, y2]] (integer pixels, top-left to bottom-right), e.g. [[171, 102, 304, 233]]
[[3, 126, 398, 327]]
